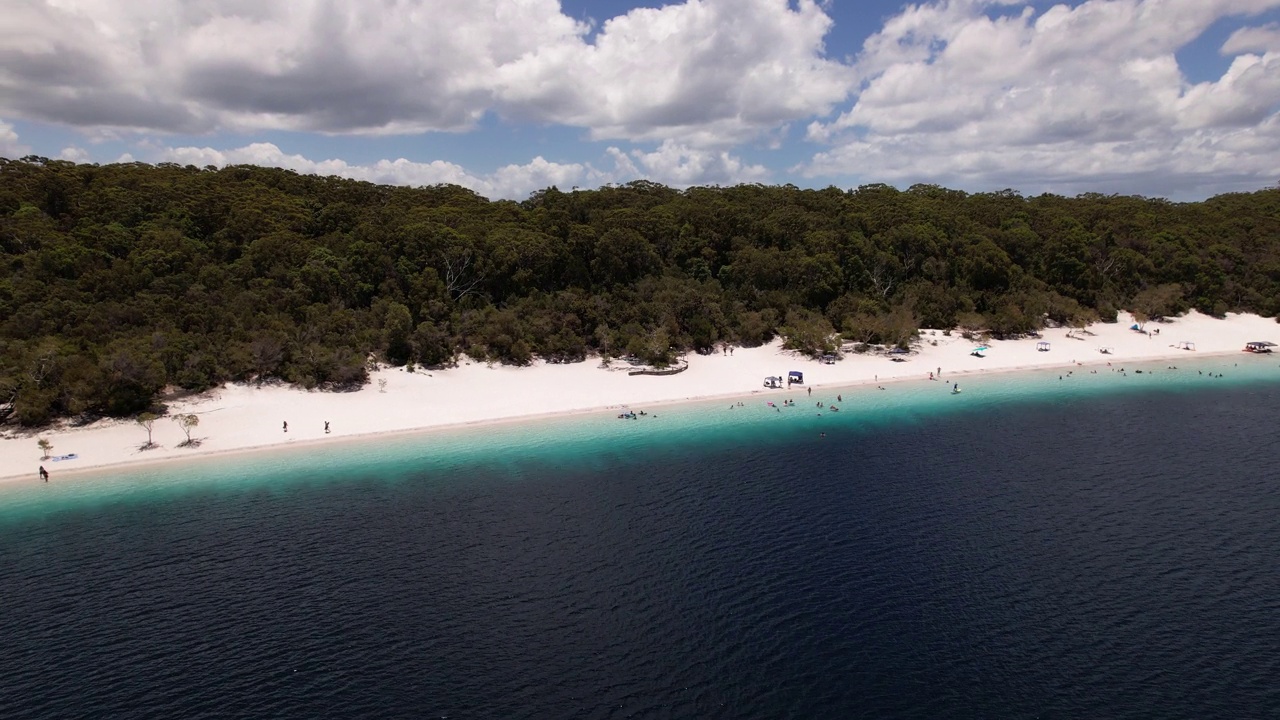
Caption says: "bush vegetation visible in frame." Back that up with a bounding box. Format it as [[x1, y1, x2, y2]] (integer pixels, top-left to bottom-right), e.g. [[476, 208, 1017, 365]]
[[2, 157, 1277, 424]]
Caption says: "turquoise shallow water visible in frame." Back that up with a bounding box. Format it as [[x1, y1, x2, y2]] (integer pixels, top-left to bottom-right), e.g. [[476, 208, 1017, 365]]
[[3, 354, 1278, 523]]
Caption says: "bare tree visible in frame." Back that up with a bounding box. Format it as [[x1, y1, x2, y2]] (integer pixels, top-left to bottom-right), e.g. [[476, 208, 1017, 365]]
[[866, 262, 896, 299], [443, 252, 484, 301], [0, 379, 17, 421], [26, 345, 58, 388], [37, 437, 52, 459]]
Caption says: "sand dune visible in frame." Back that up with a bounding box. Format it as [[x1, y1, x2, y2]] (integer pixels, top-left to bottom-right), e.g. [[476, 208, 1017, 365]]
[[3, 311, 1276, 483]]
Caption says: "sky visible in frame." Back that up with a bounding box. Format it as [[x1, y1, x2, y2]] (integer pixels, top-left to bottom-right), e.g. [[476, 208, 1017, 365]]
[[2, 0, 1279, 201]]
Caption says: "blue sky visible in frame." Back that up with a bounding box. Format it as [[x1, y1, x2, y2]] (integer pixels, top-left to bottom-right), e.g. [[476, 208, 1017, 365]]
[[3, 0, 1279, 200]]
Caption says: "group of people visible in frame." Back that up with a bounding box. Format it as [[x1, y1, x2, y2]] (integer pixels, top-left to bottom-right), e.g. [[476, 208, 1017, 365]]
[[764, 395, 845, 414]]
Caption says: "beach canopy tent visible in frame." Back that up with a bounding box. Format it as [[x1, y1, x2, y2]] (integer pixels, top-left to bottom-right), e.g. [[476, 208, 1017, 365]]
[[764, 376, 783, 388], [1036, 341, 1050, 352], [821, 354, 838, 365], [1177, 341, 1196, 351], [788, 370, 804, 385], [1245, 341, 1276, 353]]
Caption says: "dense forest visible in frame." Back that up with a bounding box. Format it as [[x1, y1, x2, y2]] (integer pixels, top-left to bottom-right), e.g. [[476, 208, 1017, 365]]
[[1, 157, 1278, 425]]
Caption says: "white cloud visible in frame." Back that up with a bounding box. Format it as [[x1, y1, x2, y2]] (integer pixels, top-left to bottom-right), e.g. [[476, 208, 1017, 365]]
[[611, 140, 770, 186], [0, 119, 27, 157], [149, 141, 767, 199], [156, 142, 525, 196], [0, 0, 851, 145], [495, 0, 852, 143], [800, 0, 1280, 197], [1222, 22, 1280, 53], [58, 146, 91, 162]]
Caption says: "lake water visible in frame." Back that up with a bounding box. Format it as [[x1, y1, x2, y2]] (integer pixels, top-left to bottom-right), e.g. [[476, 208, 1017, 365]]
[[2, 357, 1279, 718]]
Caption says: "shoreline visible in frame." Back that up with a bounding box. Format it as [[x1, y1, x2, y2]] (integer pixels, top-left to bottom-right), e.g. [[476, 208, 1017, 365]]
[[3, 310, 1277, 485]]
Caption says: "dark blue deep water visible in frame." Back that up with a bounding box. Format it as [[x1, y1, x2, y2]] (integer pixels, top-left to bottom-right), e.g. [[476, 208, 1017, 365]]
[[3, 379, 1280, 718]]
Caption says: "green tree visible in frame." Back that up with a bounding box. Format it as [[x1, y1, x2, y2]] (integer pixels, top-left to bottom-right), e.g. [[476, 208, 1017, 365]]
[[412, 322, 454, 367], [384, 302, 415, 366], [780, 308, 836, 357], [175, 414, 200, 446], [137, 412, 159, 449], [1131, 283, 1186, 322], [592, 228, 660, 287]]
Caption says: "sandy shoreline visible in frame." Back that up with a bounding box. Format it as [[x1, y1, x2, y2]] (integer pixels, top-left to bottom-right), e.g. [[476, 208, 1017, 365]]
[[3, 311, 1276, 484]]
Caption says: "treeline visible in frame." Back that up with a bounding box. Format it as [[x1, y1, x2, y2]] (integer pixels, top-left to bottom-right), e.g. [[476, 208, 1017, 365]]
[[1, 157, 1278, 425]]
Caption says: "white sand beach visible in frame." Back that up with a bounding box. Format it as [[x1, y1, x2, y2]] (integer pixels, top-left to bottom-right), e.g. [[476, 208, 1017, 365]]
[[3, 311, 1277, 483]]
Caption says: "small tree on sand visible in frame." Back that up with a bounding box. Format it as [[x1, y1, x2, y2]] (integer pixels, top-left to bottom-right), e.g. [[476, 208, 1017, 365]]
[[37, 437, 52, 459], [174, 414, 200, 447], [137, 412, 158, 450]]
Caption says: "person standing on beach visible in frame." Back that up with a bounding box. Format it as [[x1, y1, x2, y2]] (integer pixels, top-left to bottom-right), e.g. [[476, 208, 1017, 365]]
[[283, 421, 288, 433], [324, 421, 330, 434], [807, 387, 812, 396], [39, 466, 48, 482]]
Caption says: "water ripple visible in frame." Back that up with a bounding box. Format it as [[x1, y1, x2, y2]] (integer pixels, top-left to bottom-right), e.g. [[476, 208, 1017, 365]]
[[3, 384, 1280, 718]]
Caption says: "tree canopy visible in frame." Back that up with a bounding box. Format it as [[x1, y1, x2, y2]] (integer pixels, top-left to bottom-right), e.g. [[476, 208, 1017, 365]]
[[2, 157, 1277, 425]]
